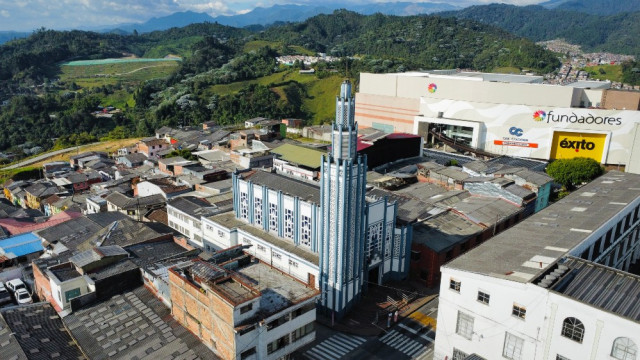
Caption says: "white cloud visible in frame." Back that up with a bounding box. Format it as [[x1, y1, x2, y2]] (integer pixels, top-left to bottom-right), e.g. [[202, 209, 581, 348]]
[[0, 0, 550, 31]]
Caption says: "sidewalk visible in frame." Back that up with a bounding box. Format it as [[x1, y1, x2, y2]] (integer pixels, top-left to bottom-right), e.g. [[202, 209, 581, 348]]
[[316, 279, 439, 337]]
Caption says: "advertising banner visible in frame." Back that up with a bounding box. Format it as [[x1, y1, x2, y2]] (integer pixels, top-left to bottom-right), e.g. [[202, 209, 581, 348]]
[[549, 132, 607, 162]]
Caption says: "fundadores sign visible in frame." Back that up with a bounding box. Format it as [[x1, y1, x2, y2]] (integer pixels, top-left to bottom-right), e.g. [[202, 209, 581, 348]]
[[533, 110, 622, 126]]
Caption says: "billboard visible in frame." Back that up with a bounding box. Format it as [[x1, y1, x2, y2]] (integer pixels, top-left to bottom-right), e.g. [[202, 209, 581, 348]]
[[549, 132, 607, 162]]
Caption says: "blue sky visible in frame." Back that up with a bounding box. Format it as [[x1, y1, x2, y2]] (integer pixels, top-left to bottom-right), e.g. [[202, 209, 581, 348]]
[[0, 0, 546, 32]]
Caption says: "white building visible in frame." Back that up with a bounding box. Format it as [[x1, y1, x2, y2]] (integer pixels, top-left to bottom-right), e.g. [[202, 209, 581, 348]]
[[356, 71, 640, 174], [166, 196, 220, 248], [435, 171, 640, 360]]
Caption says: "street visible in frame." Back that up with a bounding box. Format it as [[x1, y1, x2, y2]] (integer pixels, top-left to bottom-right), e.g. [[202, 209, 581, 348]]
[[296, 297, 439, 360]]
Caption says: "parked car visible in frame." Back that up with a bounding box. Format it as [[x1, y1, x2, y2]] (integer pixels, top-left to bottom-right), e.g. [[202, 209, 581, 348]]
[[0, 282, 12, 306], [14, 288, 33, 304], [5, 279, 27, 293]]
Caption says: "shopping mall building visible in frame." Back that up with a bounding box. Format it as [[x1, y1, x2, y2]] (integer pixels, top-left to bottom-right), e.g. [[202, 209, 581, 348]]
[[355, 71, 640, 174]]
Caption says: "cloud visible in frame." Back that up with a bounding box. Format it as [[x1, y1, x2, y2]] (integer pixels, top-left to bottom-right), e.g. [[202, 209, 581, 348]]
[[0, 0, 550, 31]]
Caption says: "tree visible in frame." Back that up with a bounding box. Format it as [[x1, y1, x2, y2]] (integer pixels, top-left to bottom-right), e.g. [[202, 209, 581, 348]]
[[546, 157, 603, 190]]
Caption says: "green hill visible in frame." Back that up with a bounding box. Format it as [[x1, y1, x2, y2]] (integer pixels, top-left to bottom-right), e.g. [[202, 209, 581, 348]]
[[442, 4, 640, 57]]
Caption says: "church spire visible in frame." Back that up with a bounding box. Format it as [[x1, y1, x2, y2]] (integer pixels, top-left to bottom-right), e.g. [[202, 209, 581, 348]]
[[331, 79, 358, 160]]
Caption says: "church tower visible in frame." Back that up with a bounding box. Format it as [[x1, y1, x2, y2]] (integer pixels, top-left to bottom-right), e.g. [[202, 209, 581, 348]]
[[319, 80, 368, 318]]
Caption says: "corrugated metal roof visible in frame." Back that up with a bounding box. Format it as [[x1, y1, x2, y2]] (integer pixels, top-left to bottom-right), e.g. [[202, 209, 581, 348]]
[[0, 232, 43, 258], [553, 257, 640, 322], [243, 171, 321, 204], [271, 143, 325, 170]]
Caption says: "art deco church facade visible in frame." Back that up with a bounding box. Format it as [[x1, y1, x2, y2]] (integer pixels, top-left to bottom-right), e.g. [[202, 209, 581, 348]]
[[220, 80, 412, 318]]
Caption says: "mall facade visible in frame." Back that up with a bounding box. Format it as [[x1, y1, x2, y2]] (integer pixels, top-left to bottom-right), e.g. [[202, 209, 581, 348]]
[[355, 71, 640, 174]]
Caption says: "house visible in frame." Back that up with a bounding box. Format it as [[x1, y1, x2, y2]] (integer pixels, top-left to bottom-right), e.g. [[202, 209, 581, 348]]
[[229, 147, 273, 169], [136, 178, 191, 199], [24, 181, 60, 211], [116, 152, 147, 168], [0, 232, 44, 266], [137, 137, 169, 158], [105, 192, 166, 221], [282, 118, 304, 128], [202, 121, 217, 130], [245, 116, 269, 128], [158, 156, 198, 176], [166, 196, 220, 248], [0, 210, 83, 236], [69, 151, 108, 169], [85, 196, 107, 214], [43, 161, 73, 178], [271, 143, 325, 181], [169, 247, 320, 360], [0, 303, 84, 358]]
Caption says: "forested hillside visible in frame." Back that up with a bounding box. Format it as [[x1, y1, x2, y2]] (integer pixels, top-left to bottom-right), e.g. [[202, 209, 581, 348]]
[[442, 4, 640, 57], [0, 10, 560, 156], [261, 10, 559, 73]]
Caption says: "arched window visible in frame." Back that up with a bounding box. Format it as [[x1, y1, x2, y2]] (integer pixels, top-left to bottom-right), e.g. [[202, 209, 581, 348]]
[[561, 317, 584, 343], [612, 337, 637, 360]]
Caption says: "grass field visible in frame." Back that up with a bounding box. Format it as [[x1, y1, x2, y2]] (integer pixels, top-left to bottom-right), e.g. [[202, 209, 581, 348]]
[[0, 166, 39, 185], [59, 59, 180, 89], [493, 66, 523, 74], [582, 64, 623, 83], [204, 70, 349, 124]]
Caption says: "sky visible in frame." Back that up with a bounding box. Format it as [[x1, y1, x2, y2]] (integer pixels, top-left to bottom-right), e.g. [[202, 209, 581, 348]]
[[0, 0, 548, 32]]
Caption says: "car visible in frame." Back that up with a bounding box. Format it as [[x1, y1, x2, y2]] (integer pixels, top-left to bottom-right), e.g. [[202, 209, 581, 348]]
[[5, 279, 27, 294], [14, 288, 33, 304], [0, 282, 11, 306]]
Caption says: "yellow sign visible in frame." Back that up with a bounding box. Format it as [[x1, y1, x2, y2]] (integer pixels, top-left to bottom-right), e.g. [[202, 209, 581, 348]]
[[550, 132, 607, 162]]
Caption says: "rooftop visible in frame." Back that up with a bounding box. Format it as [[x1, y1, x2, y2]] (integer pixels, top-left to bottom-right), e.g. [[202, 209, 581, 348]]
[[413, 211, 483, 252], [63, 286, 217, 360], [271, 143, 325, 170], [241, 170, 320, 204], [445, 171, 640, 283], [168, 196, 218, 219], [552, 257, 640, 323], [0, 232, 43, 258], [209, 212, 319, 265], [0, 303, 84, 360], [105, 193, 166, 210]]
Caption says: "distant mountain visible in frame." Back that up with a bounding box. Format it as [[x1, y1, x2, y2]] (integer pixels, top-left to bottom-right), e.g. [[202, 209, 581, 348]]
[[105, 2, 460, 34], [442, 4, 640, 57], [542, 0, 640, 15], [114, 11, 216, 34], [0, 31, 30, 45]]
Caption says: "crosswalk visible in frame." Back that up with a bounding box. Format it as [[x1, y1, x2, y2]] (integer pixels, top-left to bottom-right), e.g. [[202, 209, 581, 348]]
[[379, 326, 433, 359], [303, 333, 367, 360]]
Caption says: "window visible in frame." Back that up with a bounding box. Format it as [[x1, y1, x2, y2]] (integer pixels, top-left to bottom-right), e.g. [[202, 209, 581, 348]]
[[267, 334, 290, 354], [240, 347, 256, 360], [272, 251, 282, 260], [240, 192, 249, 220], [217, 230, 224, 238], [257, 244, 266, 252], [254, 197, 263, 226], [455, 311, 474, 340], [292, 322, 315, 341], [512, 304, 526, 320], [240, 303, 253, 314], [503, 332, 524, 360], [561, 317, 585, 343], [612, 337, 637, 360], [300, 215, 312, 247], [411, 250, 421, 261], [477, 291, 490, 305], [64, 288, 81, 303], [269, 203, 278, 232], [452, 348, 468, 360], [289, 259, 299, 268], [450, 278, 461, 292], [284, 208, 294, 239]]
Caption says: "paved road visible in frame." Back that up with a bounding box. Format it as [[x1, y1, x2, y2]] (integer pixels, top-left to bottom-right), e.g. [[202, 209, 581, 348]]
[[2, 143, 99, 170], [297, 297, 439, 360]]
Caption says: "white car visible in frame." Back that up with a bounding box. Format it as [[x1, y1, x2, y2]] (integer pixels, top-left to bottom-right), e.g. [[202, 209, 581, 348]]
[[5, 279, 27, 293], [14, 288, 33, 304]]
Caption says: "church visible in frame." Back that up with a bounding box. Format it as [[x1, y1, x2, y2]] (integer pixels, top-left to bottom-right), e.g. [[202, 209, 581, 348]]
[[201, 80, 412, 319]]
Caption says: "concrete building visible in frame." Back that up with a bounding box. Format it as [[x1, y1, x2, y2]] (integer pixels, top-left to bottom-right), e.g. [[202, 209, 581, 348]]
[[167, 196, 220, 248], [169, 246, 319, 360], [434, 171, 640, 360], [356, 71, 640, 174]]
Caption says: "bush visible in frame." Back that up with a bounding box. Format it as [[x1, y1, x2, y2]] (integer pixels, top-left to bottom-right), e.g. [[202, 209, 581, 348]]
[[546, 157, 603, 190]]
